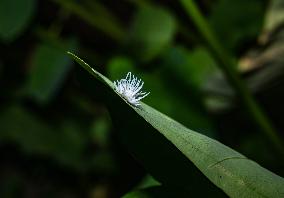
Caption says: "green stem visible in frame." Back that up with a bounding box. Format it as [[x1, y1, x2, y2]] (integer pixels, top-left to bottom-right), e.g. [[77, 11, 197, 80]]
[[179, 0, 284, 154], [52, 0, 125, 42]]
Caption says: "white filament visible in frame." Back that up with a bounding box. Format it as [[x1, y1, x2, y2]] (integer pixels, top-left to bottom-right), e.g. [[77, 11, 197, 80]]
[[114, 72, 150, 106]]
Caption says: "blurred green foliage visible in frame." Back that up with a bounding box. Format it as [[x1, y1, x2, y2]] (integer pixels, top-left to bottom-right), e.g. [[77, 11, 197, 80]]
[[27, 38, 77, 103], [209, 0, 264, 52], [0, 0, 283, 197], [126, 5, 176, 61], [0, 0, 35, 41]]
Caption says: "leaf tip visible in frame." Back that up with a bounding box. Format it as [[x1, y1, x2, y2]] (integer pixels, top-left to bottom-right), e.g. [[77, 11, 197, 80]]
[[66, 51, 75, 57]]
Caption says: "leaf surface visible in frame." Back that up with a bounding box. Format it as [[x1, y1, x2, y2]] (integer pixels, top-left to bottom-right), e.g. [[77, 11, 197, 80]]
[[69, 52, 284, 198], [0, 0, 35, 41], [27, 39, 77, 104], [127, 5, 176, 61]]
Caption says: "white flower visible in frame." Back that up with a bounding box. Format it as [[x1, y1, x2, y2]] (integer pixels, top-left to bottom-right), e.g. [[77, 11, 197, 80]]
[[114, 72, 150, 106]]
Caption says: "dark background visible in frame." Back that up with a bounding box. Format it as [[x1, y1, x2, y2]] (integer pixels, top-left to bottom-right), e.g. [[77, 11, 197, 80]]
[[0, 0, 284, 197]]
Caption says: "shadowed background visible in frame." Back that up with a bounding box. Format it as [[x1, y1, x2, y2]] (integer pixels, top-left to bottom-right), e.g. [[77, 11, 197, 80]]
[[0, 0, 284, 197]]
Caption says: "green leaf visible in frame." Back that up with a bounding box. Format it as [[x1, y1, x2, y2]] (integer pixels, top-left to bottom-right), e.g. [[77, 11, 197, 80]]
[[52, 0, 124, 42], [27, 38, 77, 104], [163, 46, 218, 89], [107, 55, 215, 136], [0, 0, 35, 41], [68, 52, 284, 198], [0, 105, 56, 154], [123, 190, 151, 198], [90, 116, 111, 148], [136, 175, 161, 189], [127, 5, 176, 62], [209, 0, 264, 51], [71, 52, 224, 197], [122, 186, 187, 198], [0, 105, 88, 170], [263, 0, 284, 34], [107, 56, 135, 80]]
